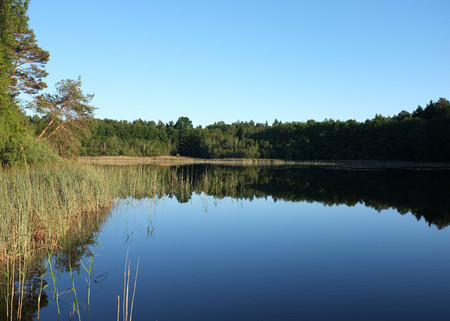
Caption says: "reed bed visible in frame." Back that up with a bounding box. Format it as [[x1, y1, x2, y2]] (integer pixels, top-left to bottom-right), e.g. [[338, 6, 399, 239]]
[[0, 163, 113, 263], [0, 162, 197, 263], [0, 162, 246, 319], [0, 163, 240, 259], [0, 162, 168, 319]]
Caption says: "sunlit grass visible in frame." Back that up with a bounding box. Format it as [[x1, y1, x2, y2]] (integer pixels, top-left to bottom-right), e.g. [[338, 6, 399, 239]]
[[0, 163, 169, 264], [0, 162, 113, 263]]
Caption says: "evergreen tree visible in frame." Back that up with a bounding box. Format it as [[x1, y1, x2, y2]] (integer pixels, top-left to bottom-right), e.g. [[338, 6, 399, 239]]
[[0, 0, 56, 165], [7, 0, 49, 96], [29, 77, 95, 156]]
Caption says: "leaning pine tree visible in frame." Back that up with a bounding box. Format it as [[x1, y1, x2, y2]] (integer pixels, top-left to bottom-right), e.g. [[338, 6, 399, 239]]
[[30, 77, 96, 157]]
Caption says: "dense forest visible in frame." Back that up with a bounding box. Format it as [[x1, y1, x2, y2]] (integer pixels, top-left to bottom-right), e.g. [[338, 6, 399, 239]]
[[1, 1, 450, 164], [71, 98, 450, 162]]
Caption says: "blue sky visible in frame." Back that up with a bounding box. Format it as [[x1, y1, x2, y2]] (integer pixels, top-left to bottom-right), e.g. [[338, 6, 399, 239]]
[[28, 0, 450, 127]]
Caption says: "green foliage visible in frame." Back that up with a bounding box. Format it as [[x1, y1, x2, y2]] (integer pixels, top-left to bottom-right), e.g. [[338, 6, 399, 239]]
[[1, 1, 449, 165], [0, 105, 57, 165], [19, 131, 59, 163], [32, 77, 95, 138], [0, 1, 98, 164], [82, 99, 450, 162], [8, 28, 49, 95], [82, 118, 170, 157], [0, 2, 12, 101], [3, 0, 49, 96], [26, 77, 95, 157], [0, 0, 58, 165]]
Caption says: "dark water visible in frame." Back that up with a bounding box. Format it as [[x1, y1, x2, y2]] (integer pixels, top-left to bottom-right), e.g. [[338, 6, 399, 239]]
[[13, 166, 450, 320]]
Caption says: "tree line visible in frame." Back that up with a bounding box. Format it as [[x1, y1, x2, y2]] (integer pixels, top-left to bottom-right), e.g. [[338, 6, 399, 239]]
[[73, 98, 450, 162]]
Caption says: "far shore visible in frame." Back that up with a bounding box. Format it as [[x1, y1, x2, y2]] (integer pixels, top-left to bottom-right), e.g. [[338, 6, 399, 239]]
[[78, 156, 450, 170]]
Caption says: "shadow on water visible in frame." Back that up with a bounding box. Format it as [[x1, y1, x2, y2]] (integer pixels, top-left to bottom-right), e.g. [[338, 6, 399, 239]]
[[2, 164, 450, 320]]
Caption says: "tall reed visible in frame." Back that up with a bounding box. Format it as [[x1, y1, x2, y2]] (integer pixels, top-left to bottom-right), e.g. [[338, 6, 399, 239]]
[[0, 161, 244, 319], [0, 162, 179, 263], [117, 251, 139, 321], [0, 162, 115, 263]]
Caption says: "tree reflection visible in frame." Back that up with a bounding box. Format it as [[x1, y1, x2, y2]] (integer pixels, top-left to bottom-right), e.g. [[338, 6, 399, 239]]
[[162, 165, 450, 229], [2, 164, 449, 320]]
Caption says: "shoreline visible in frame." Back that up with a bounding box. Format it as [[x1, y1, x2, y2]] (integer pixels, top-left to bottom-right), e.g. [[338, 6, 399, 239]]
[[78, 156, 450, 170]]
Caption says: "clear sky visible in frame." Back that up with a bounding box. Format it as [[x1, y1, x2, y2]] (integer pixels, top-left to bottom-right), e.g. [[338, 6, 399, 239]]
[[28, 0, 450, 127]]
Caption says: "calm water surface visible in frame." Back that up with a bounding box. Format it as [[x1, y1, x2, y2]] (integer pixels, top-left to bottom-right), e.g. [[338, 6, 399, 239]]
[[31, 166, 450, 320]]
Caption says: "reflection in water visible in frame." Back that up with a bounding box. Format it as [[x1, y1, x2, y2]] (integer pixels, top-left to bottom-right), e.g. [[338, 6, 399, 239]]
[[0, 207, 109, 321], [0, 263, 49, 321], [157, 165, 450, 229], [2, 164, 450, 320]]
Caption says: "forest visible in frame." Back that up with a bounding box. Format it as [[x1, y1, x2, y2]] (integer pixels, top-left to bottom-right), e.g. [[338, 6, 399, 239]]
[[1, 1, 450, 165], [72, 98, 450, 162]]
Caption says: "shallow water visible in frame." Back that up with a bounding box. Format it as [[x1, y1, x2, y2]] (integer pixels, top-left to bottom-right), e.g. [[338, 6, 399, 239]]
[[13, 166, 450, 320]]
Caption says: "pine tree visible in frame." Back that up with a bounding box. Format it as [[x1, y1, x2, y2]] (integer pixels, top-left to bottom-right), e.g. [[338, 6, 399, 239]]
[[7, 0, 49, 96], [0, 0, 56, 164]]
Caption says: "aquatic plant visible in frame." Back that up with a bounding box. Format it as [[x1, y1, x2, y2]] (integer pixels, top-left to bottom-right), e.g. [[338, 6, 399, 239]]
[[117, 251, 139, 321]]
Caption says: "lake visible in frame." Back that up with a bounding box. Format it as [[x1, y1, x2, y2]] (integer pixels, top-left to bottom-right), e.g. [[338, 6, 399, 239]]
[[7, 165, 450, 320]]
